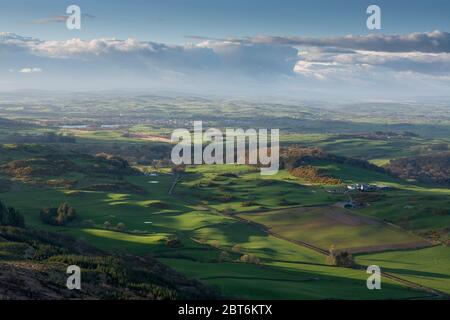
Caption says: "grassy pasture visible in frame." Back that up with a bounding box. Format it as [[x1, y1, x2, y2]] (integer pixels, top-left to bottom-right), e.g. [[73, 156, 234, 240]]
[[239, 206, 428, 253], [192, 221, 325, 264], [161, 258, 427, 300], [1, 144, 448, 299], [356, 245, 450, 294]]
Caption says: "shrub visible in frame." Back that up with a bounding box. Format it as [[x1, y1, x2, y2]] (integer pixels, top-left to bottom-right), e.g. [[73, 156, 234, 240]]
[[116, 223, 127, 232], [166, 237, 182, 248], [218, 251, 231, 262], [231, 244, 242, 253], [241, 201, 259, 207], [239, 254, 260, 265]]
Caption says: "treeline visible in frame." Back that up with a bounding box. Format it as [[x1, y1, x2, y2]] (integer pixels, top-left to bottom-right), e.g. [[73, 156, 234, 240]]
[[323, 131, 420, 142], [1, 153, 140, 181], [279, 146, 386, 184], [280, 146, 386, 173], [386, 152, 450, 185], [1, 156, 76, 178], [0, 200, 25, 228], [77, 143, 173, 166], [5, 132, 76, 144]]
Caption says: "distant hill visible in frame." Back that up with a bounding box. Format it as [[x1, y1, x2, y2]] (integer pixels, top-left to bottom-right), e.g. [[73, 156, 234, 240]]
[[0, 117, 32, 129], [0, 117, 17, 126]]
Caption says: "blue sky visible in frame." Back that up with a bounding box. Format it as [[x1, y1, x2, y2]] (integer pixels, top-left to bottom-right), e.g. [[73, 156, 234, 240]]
[[1, 0, 450, 99], [1, 0, 449, 43]]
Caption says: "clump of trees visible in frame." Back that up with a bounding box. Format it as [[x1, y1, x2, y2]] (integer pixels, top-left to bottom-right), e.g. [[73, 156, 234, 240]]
[[289, 166, 342, 185], [40, 203, 77, 226], [103, 221, 128, 232], [0, 200, 25, 228], [386, 152, 450, 185], [327, 246, 355, 267]]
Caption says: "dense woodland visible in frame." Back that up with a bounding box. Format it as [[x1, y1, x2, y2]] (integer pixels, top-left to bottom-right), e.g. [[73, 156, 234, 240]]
[[387, 153, 450, 185]]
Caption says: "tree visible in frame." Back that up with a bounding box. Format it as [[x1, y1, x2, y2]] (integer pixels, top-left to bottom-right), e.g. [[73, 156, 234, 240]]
[[218, 251, 231, 262], [0, 201, 25, 227], [231, 244, 242, 253], [116, 222, 126, 232], [165, 236, 182, 248], [5, 207, 25, 228], [0, 201, 6, 224], [67, 207, 77, 220], [171, 164, 186, 174]]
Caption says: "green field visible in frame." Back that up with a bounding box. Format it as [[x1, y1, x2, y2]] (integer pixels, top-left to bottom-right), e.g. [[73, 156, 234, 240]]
[[356, 246, 450, 294], [239, 206, 428, 253], [161, 258, 427, 300], [1, 108, 449, 300]]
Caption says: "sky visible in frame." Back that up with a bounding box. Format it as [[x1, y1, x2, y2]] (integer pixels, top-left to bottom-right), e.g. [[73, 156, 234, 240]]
[[1, 0, 450, 99]]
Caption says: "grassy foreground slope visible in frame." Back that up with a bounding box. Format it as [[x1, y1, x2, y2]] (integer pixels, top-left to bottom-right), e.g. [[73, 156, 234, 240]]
[[0, 226, 219, 299]]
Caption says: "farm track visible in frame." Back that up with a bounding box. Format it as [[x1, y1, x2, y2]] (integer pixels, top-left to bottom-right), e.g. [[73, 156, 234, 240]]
[[231, 213, 329, 255], [233, 212, 449, 298], [168, 173, 182, 195], [168, 178, 449, 298]]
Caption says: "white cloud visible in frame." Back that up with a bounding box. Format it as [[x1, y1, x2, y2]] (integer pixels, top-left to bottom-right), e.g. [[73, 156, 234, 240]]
[[209, 30, 450, 53], [1, 31, 450, 98], [18, 67, 42, 73]]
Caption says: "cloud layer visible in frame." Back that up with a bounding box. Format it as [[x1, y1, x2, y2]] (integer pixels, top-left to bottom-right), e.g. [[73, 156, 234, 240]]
[[1, 31, 450, 98], [224, 30, 450, 53]]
